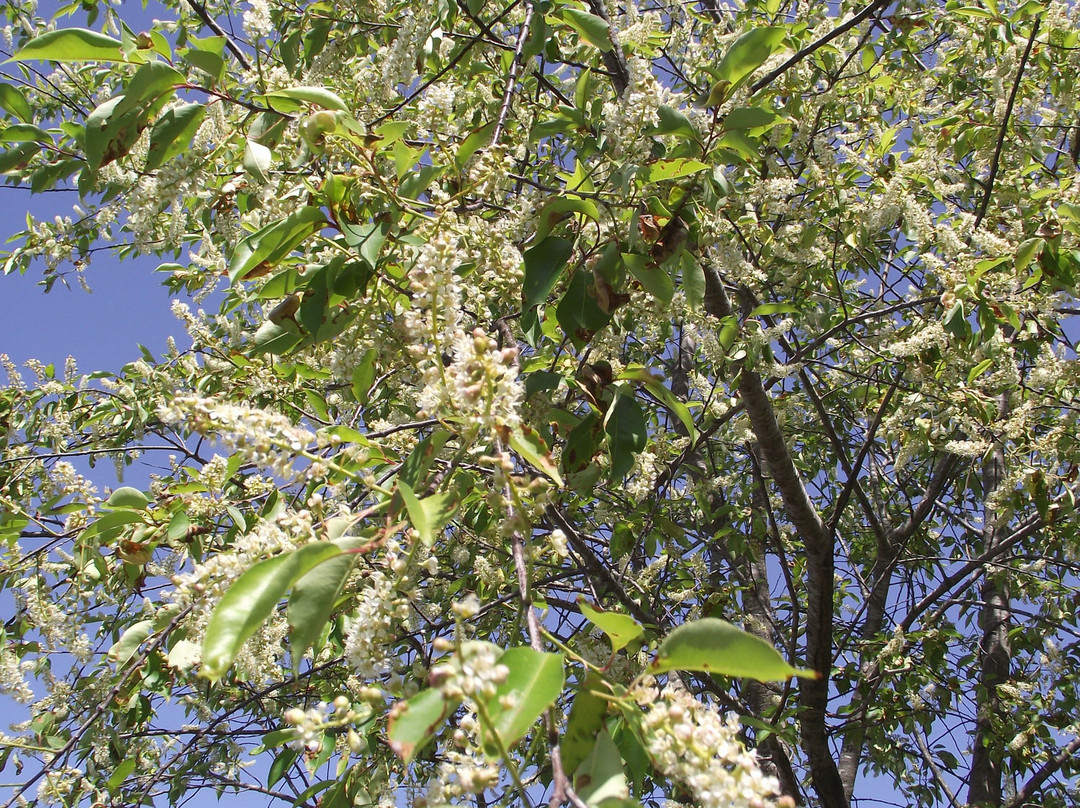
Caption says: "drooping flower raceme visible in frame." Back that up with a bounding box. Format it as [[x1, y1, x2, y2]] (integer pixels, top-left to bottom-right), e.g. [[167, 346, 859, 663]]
[[159, 395, 315, 481], [637, 682, 781, 808]]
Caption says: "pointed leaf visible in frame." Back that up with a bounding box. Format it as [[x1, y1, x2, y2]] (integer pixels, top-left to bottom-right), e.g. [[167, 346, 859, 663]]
[[230, 206, 328, 282], [574, 727, 629, 807], [578, 597, 644, 652], [481, 648, 564, 755], [105, 487, 151, 510], [559, 8, 614, 52], [510, 426, 563, 487], [523, 236, 574, 309], [714, 26, 787, 89], [604, 392, 647, 480], [649, 617, 816, 681], [562, 674, 610, 775], [388, 687, 456, 762], [145, 103, 206, 171], [9, 28, 126, 63], [624, 254, 673, 304], [108, 619, 154, 666], [244, 138, 273, 183], [264, 86, 348, 112], [640, 158, 709, 184], [0, 84, 33, 122], [287, 534, 367, 670], [396, 481, 457, 548], [201, 542, 346, 681]]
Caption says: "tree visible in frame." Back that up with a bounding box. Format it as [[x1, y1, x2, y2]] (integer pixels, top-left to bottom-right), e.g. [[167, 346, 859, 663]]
[[1, 0, 1079, 806]]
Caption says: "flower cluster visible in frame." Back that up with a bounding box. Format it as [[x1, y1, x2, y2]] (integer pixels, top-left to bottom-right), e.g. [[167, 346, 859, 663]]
[[636, 682, 781, 808], [428, 641, 510, 702], [416, 327, 523, 439], [343, 570, 412, 680], [159, 395, 315, 481], [283, 695, 357, 753]]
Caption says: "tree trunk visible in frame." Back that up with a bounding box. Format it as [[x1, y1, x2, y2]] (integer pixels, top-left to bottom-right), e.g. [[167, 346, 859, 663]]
[[968, 394, 1011, 806]]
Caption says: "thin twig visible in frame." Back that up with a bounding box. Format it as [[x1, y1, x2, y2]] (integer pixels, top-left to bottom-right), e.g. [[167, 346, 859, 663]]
[[973, 16, 1041, 231], [184, 0, 253, 71], [491, 1, 535, 147], [750, 0, 890, 94]]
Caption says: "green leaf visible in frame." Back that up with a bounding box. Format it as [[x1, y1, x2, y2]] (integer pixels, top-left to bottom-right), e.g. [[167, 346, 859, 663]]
[[561, 674, 609, 775], [558, 9, 614, 52], [1015, 237, 1044, 272], [264, 86, 349, 112], [749, 302, 799, 317], [9, 28, 126, 63], [723, 106, 784, 131], [967, 357, 995, 383], [604, 391, 647, 480], [397, 481, 459, 548], [340, 219, 389, 269], [145, 103, 206, 171], [578, 597, 644, 652], [287, 533, 366, 670], [230, 206, 328, 282], [681, 251, 705, 310], [0, 124, 50, 143], [79, 510, 147, 544], [617, 367, 697, 440], [0, 84, 33, 122], [201, 542, 346, 681], [481, 647, 564, 756], [523, 236, 574, 310], [244, 138, 273, 183], [107, 758, 138, 794], [644, 105, 699, 140], [649, 617, 816, 681], [267, 748, 298, 789], [387, 687, 456, 762], [250, 318, 303, 356], [557, 269, 612, 348], [0, 141, 38, 173], [454, 121, 496, 171], [111, 62, 184, 120], [640, 158, 709, 183], [510, 426, 564, 487], [574, 727, 629, 807], [624, 254, 673, 304], [107, 619, 153, 666], [713, 26, 787, 89], [105, 487, 151, 510], [180, 41, 225, 81], [535, 197, 601, 242]]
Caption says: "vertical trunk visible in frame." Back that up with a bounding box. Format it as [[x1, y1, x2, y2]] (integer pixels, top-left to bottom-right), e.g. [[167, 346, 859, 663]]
[[740, 444, 802, 802], [968, 395, 1011, 807]]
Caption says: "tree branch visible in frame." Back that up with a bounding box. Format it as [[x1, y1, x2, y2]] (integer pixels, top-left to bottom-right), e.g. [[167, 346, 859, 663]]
[[972, 17, 1040, 231]]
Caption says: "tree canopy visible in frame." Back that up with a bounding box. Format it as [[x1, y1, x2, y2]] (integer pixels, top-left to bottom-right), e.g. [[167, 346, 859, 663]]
[[2, 0, 1080, 806]]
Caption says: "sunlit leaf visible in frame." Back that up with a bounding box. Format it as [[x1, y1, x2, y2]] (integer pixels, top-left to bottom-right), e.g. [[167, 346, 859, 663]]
[[9, 28, 127, 63], [201, 542, 346, 681], [388, 688, 456, 762], [574, 727, 630, 807], [480, 647, 564, 756], [650, 618, 816, 681], [578, 597, 644, 652]]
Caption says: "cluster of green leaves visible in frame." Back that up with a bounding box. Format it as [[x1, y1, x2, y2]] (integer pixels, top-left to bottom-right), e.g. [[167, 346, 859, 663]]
[[3, 0, 1080, 807]]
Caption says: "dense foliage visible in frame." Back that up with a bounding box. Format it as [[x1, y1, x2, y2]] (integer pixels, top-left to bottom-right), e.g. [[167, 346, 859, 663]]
[[2, 0, 1080, 806]]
